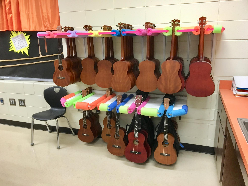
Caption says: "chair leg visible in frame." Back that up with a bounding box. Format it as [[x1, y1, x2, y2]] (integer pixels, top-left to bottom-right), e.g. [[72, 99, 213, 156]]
[[31, 118, 34, 146], [55, 119, 60, 149], [45, 121, 52, 133], [62, 116, 75, 136]]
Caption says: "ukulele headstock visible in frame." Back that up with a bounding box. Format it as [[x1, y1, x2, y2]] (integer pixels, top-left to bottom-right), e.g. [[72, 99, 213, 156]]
[[144, 22, 156, 29], [57, 25, 62, 32], [117, 95, 122, 106], [116, 22, 126, 30], [164, 98, 170, 110], [83, 25, 93, 31], [198, 16, 207, 28], [63, 26, 74, 32], [135, 95, 143, 108], [171, 19, 180, 27], [126, 24, 133, 30], [102, 25, 112, 31], [106, 88, 113, 97]]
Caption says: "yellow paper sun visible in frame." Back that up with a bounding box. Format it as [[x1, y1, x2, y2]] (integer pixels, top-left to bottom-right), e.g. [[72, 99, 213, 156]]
[[9, 31, 30, 56]]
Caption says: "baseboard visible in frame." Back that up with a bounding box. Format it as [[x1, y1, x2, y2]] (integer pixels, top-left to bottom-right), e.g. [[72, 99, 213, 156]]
[[0, 119, 215, 155]]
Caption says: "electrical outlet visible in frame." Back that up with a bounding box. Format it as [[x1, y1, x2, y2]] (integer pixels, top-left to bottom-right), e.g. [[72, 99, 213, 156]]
[[18, 99, 26, 107], [0, 98, 4, 105], [9, 99, 16, 106]]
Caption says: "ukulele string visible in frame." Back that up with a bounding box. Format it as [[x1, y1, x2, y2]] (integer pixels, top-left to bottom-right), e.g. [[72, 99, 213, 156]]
[[101, 37, 104, 60], [83, 37, 87, 59], [163, 35, 167, 61], [187, 32, 191, 63]]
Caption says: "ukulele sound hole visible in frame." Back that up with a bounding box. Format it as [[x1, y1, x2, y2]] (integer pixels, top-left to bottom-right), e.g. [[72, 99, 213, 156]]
[[58, 65, 63, 71], [83, 133, 89, 136], [106, 134, 111, 137], [163, 142, 169, 147], [112, 144, 121, 149], [133, 140, 139, 146]]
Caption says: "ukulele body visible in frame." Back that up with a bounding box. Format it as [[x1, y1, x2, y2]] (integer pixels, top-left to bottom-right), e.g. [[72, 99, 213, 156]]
[[157, 59, 182, 94], [125, 132, 147, 163], [78, 118, 95, 143], [154, 133, 177, 165], [53, 59, 73, 87], [107, 127, 126, 156], [101, 114, 116, 143], [81, 57, 97, 85], [136, 60, 158, 92], [111, 61, 135, 92], [186, 57, 215, 97], [95, 60, 113, 88]]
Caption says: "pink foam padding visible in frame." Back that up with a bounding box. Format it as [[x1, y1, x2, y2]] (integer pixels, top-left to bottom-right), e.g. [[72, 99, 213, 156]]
[[177, 29, 195, 33], [53, 32, 70, 38], [44, 31, 54, 38], [136, 29, 147, 36], [137, 96, 150, 115], [98, 32, 116, 35], [60, 98, 66, 107], [146, 28, 161, 36], [128, 102, 136, 114]]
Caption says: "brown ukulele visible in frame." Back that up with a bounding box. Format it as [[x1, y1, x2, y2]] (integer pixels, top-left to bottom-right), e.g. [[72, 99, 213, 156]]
[[111, 23, 136, 92], [157, 19, 182, 94], [154, 98, 177, 165], [53, 27, 74, 87], [185, 17, 215, 97], [78, 88, 102, 143], [80, 25, 99, 85], [107, 95, 127, 156], [95, 25, 118, 88], [136, 22, 161, 92]]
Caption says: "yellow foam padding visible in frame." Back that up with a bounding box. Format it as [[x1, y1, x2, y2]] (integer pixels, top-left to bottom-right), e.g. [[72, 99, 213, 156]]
[[89, 31, 100, 37], [98, 31, 113, 37]]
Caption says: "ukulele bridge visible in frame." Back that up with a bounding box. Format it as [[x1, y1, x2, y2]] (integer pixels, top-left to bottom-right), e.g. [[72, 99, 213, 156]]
[[130, 150, 141, 155], [160, 153, 170, 156], [112, 144, 121, 149], [57, 76, 65, 79]]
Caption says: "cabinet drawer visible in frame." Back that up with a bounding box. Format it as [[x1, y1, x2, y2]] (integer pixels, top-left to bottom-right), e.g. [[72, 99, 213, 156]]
[[227, 119, 236, 149]]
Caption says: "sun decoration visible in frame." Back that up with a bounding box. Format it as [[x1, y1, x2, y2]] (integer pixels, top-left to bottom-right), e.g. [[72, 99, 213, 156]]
[[9, 31, 30, 56]]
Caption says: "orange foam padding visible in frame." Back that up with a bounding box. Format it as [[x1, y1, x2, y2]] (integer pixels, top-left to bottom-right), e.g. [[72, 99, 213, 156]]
[[75, 102, 90, 110], [88, 95, 107, 110], [63, 93, 76, 100], [96, 94, 116, 110]]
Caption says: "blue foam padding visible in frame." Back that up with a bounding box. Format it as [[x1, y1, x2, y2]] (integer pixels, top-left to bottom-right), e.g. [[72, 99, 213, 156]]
[[157, 103, 165, 117], [116, 94, 134, 113], [121, 29, 136, 36], [166, 105, 174, 118], [107, 94, 127, 111], [171, 109, 187, 118], [111, 30, 121, 37], [182, 105, 188, 113]]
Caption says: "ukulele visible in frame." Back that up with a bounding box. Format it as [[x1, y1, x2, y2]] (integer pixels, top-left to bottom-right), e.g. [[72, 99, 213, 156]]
[[136, 22, 161, 92], [81, 25, 99, 85], [185, 17, 215, 97], [101, 89, 116, 143], [95, 25, 118, 88], [154, 98, 177, 165], [107, 95, 127, 156], [157, 19, 182, 94], [125, 95, 148, 164], [111, 23, 136, 92], [78, 88, 102, 143], [53, 27, 74, 87]]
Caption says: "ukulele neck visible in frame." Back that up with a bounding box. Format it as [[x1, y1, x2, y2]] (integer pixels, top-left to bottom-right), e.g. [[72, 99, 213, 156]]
[[163, 114, 169, 145], [83, 111, 87, 128], [198, 27, 205, 62], [107, 111, 111, 129], [115, 113, 120, 137], [170, 27, 177, 60]]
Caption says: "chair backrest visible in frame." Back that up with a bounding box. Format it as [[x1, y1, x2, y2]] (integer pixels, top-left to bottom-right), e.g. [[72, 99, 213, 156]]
[[44, 86, 67, 108]]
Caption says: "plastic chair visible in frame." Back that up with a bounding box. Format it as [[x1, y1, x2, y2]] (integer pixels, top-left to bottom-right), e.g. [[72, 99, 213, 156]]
[[31, 86, 75, 149]]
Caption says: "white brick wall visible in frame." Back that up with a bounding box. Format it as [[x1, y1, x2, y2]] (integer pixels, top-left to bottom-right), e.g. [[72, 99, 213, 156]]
[[0, 0, 247, 147]]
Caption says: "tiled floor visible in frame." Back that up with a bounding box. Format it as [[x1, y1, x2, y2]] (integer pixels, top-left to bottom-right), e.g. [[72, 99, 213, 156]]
[[0, 124, 220, 186]]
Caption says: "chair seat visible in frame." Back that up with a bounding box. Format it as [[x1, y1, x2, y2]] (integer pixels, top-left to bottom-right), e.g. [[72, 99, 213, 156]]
[[32, 108, 66, 121]]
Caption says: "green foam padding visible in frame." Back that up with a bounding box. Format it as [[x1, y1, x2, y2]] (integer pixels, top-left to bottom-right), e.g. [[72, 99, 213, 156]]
[[64, 95, 82, 107], [99, 103, 109, 111], [213, 25, 222, 33], [163, 27, 172, 36], [119, 106, 129, 114], [141, 108, 158, 117], [72, 93, 95, 108], [74, 90, 81, 95], [175, 26, 182, 36]]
